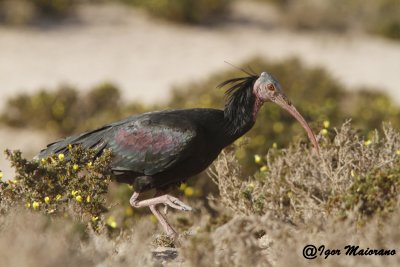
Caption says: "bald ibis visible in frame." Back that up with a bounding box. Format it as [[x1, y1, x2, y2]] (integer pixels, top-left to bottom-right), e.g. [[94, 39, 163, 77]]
[[38, 72, 319, 240]]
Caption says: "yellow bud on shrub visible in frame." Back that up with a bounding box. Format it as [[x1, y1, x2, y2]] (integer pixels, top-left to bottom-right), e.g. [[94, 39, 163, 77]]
[[179, 183, 187, 191], [58, 153, 65, 161], [56, 194, 62, 201], [44, 196, 50, 204], [254, 154, 262, 164], [184, 187, 194, 197], [106, 216, 117, 228], [260, 166, 268, 172], [73, 164, 79, 171], [323, 120, 330, 128], [75, 195, 82, 202], [32, 201, 40, 210], [321, 129, 328, 135]]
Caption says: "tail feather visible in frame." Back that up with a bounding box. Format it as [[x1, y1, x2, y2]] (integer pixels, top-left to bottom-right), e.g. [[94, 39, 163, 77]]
[[36, 125, 112, 159]]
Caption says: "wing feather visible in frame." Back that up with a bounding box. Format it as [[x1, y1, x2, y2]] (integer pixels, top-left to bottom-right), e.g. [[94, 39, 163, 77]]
[[108, 113, 199, 175], [37, 111, 200, 176]]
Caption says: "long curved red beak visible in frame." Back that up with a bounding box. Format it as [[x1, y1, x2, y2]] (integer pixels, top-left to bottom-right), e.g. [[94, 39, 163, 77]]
[[273, 94, 320, 154]]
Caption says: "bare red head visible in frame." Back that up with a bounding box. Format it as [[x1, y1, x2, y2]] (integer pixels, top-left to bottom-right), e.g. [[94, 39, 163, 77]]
[[253, 72, 320, 153]]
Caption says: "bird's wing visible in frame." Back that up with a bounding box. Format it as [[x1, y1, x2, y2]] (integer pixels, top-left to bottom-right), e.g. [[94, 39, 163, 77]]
[[108, 113, 200, 175]]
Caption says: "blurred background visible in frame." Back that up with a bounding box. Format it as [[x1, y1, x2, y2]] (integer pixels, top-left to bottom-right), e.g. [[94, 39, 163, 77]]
[[0, 0, 399, 180], [1, 3, 400, 265]]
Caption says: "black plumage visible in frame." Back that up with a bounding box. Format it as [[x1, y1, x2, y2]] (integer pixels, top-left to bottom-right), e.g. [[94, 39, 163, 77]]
[[38, 75, 259, 192]]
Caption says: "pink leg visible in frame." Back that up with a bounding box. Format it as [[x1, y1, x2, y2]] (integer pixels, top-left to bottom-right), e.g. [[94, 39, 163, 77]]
[[149, 205, 178, 239], [130, 191, 192, 239]]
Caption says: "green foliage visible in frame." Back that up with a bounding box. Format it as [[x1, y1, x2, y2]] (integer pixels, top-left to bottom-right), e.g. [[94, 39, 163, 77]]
[[32, 0, 76, 17], [0, 0, 76, 24], [126, 0, 231, 24], [0, 82, 146, 136], [339, 162, 400, 220], [0, 146, 113, 228], [210, 122, 400, 224], [263, 0, 400, 39], [0, 0, 232, 25], [361, 0, 400, 39], [1, 0, 398, 40]]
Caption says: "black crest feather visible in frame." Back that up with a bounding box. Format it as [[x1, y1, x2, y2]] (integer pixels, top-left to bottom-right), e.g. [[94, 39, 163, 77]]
[[218, 74, 259, 134]]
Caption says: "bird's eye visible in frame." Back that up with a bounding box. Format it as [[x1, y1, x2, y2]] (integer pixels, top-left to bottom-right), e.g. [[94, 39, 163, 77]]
[[267, 84, 275, 91]]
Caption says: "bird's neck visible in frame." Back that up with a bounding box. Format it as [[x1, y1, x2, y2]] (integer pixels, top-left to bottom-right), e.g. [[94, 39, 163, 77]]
[[222, 93, 263, 144]]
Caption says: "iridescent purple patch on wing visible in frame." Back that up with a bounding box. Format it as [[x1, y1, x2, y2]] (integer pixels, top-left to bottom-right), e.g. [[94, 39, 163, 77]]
[[116, 128, 179, 154]]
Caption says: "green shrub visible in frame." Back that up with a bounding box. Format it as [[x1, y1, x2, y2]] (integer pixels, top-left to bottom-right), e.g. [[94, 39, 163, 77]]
[[341, 164, 400, 220], [32, 0, 76, 17], [0, 0, 76, 25], [210, 122, 400, 225], [262, 0, 400, 39], [126, 0, 231, 24], [0, 82, 146, 136], [366, 0, 400, 39], [0, 146, 113, 229], [0, 0, 232, 25]]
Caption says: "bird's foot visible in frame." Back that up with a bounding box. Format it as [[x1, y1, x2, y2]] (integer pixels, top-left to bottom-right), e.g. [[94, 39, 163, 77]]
[[163, 195, 192, 211], [130, 191, 191, 247], [130, 192, 192, 211]]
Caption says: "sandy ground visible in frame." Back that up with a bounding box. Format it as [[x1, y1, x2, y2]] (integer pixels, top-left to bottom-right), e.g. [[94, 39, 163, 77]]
[[0, 2, 399, 179]]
